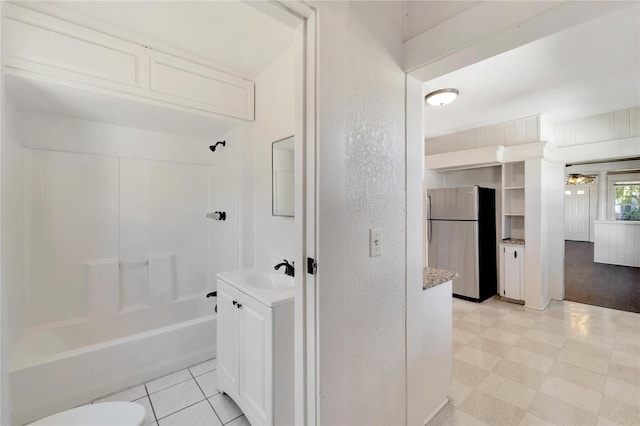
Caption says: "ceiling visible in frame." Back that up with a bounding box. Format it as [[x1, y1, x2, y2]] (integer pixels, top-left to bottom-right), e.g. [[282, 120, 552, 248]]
[[28, 1, 295, 78], [404, 1, 480, 41], [423, 3, 640, 139]]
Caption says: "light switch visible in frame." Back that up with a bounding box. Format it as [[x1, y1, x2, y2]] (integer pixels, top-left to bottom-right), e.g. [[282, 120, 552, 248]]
[[370, 228, 381, 257]]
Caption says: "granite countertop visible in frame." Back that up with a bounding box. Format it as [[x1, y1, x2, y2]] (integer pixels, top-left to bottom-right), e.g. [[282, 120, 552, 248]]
[[502, 238, 525, 245], [423, 267, 458, 290]]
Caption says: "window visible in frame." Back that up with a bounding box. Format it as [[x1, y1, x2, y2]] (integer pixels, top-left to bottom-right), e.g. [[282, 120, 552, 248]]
[[614, 182, 640, 221]]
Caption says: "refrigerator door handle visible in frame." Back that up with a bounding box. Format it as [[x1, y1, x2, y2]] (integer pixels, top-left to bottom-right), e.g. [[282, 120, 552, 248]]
[[427, 194, 432, 244]]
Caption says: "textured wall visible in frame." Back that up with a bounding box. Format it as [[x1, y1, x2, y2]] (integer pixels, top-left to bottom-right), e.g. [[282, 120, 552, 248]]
[[343, 2, 407, 424]]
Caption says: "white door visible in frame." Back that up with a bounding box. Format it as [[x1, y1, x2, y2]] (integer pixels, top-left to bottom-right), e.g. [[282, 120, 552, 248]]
[[504, 246, 521, 300], [565, 186, 590, 241], [217, 281, 240, 393], [239, 295, 272, 425]]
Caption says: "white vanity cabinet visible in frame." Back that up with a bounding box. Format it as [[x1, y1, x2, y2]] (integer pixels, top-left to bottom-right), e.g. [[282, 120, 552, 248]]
[[500, 243, 525, 301], [216, 277, 293, 426]]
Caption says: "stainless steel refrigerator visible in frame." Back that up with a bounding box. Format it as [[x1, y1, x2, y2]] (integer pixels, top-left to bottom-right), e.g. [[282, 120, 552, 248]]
[[426, 186, 497, 302]]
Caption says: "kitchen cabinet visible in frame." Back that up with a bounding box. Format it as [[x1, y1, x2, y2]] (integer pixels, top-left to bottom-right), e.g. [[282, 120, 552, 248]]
[[216, 277, 293, 426], [4, 3, 254, 121], [500, 243, 525, 301]]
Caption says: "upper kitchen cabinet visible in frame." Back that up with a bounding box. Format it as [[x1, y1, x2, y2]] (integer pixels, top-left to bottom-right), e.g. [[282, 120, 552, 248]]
[[3, 3, 255, 127]]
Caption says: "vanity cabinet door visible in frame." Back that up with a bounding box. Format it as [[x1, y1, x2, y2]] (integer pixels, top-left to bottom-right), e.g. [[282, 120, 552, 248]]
[[217, 280, 241, 393], [238, 294, 273, 425]]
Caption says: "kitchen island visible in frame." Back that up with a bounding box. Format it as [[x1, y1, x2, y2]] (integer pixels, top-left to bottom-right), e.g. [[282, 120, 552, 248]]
[[594, 220, 640, 267], [421, 267, 457, 423]]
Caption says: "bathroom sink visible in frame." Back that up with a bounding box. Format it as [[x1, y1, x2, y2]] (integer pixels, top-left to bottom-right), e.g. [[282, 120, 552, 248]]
[[245, 272, 294, 290]]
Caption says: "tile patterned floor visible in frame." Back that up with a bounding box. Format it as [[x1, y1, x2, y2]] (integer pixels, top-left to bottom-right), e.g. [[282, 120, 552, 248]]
[[92, 358, 250, 426], [428, 296, 640, 426]]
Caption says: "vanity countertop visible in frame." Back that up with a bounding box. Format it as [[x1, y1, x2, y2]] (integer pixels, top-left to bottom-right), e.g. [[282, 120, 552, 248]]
[[217, 268, 294, 307], [423, 267, 458, 290]]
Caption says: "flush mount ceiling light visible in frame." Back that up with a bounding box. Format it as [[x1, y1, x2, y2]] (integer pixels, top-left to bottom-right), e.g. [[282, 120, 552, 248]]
[[425, 88, 459, 107]]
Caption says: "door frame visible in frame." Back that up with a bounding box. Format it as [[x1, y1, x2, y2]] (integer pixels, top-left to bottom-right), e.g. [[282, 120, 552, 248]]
[[271, 2, 318, 424]]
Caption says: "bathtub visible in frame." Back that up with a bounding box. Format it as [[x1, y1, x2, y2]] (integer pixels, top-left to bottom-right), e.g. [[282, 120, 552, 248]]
[[10, 305, 216, 425]]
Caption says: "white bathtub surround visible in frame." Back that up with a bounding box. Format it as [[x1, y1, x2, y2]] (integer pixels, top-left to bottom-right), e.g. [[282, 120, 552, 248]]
[[7, 111, 249, 424], [594, 220, 640, 267]]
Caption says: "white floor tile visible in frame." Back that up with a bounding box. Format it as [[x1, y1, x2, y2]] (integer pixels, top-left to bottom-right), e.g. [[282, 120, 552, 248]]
[[454, 346, 501, 371], [448, 379, 473, 407], [209, 393, 243, 424], [519, 412, 555, 426], [615, 331, 640, 345], [226, 415, 251, 426], [149, 379, 205, 419], [557, 348, 609, 375], [480, 327, 521, 345], [452, 328, 477, 345], [190, 359, 217, 377], [604, 377, 640, 407], [95, 384, 147, 403], [146, 369, 193, 394], [477, 373, 536, 410], [528, 393, 598, 425], [598, 394, 640, 425], [505, 348, 554, 373], [524, 329, 567, 347], [459, 389, 526, 426], [501, 313, 538, 328], [427, 403, 490, 426], [195, 370, 220, 398], [158, 400, 221, 426], [549, 361, 606, 392], [134, 396, 156, 426], [492, 359, 546, 391], [539, 376, 602, 414], [611, 350, 640, 369], [462, 311, 498, 327]]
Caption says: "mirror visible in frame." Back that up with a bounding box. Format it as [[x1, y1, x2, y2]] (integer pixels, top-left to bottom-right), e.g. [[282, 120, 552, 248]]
[[272, 136, 294, 217]]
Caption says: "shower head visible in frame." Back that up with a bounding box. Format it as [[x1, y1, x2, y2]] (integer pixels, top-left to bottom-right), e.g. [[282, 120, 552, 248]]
[[209, 140, 226, 152]]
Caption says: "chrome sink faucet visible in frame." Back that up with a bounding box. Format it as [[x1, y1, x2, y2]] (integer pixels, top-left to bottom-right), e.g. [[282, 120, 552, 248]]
[[274, 259, 295, 277]]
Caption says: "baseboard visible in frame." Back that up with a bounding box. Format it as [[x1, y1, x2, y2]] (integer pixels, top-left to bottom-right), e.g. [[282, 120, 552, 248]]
[[423, 398, 449, 426]]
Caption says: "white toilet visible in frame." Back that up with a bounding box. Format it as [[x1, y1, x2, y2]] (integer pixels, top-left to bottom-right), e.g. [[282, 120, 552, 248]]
[[27, 402, 146, 426]]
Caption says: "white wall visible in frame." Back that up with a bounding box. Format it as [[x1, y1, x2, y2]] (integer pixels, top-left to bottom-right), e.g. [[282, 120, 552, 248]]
[[253, 46, 295, 271], [314, 2, 407, 424], [545, 161, 565, 301], [2, 101, 24, 355], [1, 24, 16, 416], [425, 115, 544, 155], [524, 158, 564, 309], [552, 106, 640, 147]]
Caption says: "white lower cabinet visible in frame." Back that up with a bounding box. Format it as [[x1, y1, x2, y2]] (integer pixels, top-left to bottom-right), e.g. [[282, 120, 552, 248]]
[[500, 244, 525, 301], [216, 278, 293, 426]]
